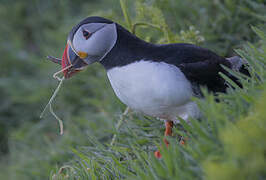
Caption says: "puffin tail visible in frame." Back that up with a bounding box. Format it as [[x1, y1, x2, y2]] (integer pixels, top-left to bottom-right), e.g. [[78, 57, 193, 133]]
[[225, 56, 250, 87], [227, 56, 249, 75]]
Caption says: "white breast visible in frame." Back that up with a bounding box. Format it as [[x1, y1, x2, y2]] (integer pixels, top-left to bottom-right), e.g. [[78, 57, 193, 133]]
[[107, 60, 200, 121]]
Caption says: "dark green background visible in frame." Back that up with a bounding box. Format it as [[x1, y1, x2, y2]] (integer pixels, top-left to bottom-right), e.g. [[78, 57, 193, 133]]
[[0, 0, 265, 179]]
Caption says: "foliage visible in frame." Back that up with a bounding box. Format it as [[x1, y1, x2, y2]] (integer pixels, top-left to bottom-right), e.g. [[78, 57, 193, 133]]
[[204, 90, 266, 180], [0, 0, 265, 179], [204, 27, 266, 180], [154, 0, 266, 55]]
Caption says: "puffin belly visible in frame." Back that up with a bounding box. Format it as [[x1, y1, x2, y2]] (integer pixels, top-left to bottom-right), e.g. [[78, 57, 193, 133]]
[[107, 60, 194, 119]]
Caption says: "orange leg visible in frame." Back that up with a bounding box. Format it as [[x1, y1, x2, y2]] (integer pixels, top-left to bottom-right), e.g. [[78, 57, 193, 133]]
[[154, 121, 173, 159], [179, 136, 189, 145]]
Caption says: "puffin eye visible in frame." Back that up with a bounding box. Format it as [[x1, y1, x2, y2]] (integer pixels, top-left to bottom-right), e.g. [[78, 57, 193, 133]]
[[82, 30, 91, 40]]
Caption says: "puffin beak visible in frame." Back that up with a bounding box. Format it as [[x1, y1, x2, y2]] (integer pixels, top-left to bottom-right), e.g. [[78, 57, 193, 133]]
[[61, 41, 87, 78]]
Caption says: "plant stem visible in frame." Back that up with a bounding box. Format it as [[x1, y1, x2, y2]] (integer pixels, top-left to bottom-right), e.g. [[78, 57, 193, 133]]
[[132, 22, 163, 35], [110, 107, 130, 146], [163, 26, 172, 43], [40, 77, 65, 135], [119, 0, 132, 30]]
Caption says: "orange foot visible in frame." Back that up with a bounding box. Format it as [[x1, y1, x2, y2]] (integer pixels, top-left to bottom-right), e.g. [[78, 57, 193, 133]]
[[154, 121, 173, 159], [154, 150, 162, 159], [179, 137, 189, 145]]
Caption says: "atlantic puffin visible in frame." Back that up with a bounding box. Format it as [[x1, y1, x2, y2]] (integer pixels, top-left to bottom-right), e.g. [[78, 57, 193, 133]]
[[50, 16, 246, 158]]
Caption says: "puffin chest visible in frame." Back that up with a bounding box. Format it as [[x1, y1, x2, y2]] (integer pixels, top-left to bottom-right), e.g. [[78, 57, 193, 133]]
[[107, 60, 193, 112]]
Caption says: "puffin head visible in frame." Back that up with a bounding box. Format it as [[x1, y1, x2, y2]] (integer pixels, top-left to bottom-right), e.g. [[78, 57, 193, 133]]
[[61, 16, 117, 78]]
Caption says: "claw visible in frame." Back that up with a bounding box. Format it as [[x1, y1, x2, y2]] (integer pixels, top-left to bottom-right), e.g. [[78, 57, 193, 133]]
[[154, 150, 162, 159]]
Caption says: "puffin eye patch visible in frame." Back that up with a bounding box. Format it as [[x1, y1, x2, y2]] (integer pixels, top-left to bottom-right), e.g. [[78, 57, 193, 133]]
[[82, 30, 91, 40]]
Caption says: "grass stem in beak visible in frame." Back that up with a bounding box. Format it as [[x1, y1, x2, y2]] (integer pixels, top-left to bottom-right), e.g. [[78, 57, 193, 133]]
[[47, 56, 62, 65], [40, 76, 65, 135], [53, 64, 73, 81]]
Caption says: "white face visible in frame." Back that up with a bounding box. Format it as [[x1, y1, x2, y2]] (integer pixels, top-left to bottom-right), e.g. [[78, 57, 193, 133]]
[[72, 23, 117, 64]]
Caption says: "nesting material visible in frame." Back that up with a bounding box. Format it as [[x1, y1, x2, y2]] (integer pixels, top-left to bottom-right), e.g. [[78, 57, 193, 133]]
[[40, 56, 73, 135]]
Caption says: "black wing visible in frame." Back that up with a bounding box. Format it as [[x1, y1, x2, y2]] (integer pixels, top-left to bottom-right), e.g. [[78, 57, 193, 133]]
[[157, 43, 233, 93], [178, 58, 232, 93]]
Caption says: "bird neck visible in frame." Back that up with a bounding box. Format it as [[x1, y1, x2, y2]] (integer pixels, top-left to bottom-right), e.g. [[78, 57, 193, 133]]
[[99, 24, 157, 70]]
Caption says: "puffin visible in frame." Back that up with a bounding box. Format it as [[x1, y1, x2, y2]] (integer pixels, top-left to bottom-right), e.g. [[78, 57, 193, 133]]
[[50, 16, 247, 158]]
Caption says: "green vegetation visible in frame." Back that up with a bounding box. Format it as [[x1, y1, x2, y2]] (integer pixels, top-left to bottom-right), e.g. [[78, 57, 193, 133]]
[[0, 0, 265, 179]]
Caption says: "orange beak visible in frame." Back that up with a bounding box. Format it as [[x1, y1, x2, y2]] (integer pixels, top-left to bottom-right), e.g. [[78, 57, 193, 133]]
[[61, 43, 87, 78]]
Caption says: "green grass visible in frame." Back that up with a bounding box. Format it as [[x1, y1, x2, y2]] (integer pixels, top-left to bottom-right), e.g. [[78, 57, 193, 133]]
[[0, 0, 266, 179]]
